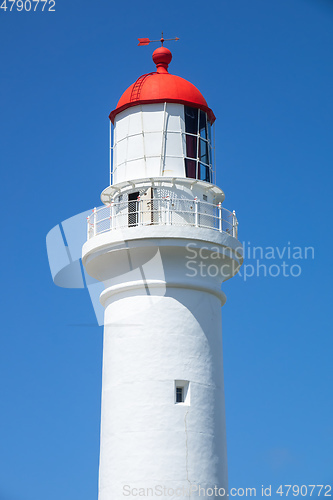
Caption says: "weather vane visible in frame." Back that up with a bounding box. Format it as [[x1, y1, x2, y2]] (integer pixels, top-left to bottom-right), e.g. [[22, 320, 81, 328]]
[[138, 31, 179, 47]]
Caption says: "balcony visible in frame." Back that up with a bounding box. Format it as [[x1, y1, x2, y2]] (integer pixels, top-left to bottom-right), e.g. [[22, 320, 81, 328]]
[[87, 197, 238, 240]]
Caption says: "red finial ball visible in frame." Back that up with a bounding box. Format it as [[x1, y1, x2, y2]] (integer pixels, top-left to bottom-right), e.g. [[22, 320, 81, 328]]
[[152, 47, 172, 74]]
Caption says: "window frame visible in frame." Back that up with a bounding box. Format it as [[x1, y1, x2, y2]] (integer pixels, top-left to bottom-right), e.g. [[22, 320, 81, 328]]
[[175, 380, 190, 405], [184, 106, 214, 183]]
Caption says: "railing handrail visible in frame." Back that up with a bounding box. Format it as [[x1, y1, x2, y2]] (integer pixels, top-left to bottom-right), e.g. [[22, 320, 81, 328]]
[[89, 197, 234, 216], [87, 197, 238, 240]]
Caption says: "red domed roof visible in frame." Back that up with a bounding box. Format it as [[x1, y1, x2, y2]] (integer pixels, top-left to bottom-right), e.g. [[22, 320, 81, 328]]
[[109, 47, 215, 124]]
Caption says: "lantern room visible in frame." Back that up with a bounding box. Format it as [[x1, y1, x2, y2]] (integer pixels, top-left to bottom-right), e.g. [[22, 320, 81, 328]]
[[108, 47, 216, 186]]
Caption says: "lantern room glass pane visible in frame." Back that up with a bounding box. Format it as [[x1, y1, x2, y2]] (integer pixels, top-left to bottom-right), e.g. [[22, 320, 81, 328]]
[[185, 159, 196, 179], [186, 134, 197, 159], [207, 121, 212, 144], [199, 163, 211, 183], [185, 106, 198, 135], [184, 106, 213, 183], [199, 110, 207, 138], [199, 139, 210, 166]]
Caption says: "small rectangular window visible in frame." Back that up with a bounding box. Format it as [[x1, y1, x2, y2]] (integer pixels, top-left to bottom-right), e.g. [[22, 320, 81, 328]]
[[175, 380, 190, 405], [176, 387, 183, 403]]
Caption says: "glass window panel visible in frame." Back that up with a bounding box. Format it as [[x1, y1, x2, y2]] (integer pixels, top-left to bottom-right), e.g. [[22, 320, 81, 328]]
[[176, 387, 183, 403], [185, 159, 197, 179], [186, 134, 197, 159], [207, 122, 212, 144], [199, 163, 211, 183], [199, 110, 206, 133], [200, 139, 210, 166], [201, 154, 208, 166], [184, 106, 198, 135], [199, 138, 207, 159]]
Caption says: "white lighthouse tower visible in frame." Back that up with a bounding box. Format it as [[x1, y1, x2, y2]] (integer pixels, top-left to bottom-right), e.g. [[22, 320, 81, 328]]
[[82, 42, 243, 499]]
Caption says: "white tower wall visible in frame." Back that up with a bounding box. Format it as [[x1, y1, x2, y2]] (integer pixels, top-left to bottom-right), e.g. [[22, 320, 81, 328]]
[[99, 290, 226, 498], [83, 226, 242, 499]]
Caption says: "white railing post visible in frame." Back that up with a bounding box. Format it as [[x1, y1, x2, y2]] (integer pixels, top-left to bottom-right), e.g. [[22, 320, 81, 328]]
[[165, 196, 171, 225], [137, 196, 141, 226], [93, 207, 97, 237], [110, 202, 114, 230], [218, 203, 222, 232], [194, 197, 198, 227], [87, 216, 90, 240], [232, 210, 237, 238]]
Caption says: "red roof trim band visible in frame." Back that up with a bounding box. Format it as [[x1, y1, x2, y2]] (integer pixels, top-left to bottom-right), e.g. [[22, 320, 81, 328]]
[[110, 99, 215, 124]]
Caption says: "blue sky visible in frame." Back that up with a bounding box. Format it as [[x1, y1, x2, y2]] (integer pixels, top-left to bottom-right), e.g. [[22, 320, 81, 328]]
[[1, 0, 332, 498]]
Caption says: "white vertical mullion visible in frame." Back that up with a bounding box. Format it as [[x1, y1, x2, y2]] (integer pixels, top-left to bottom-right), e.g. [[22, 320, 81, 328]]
[[140, 108, 146, 177], [196, 109, 200, 180], [160, 102, 167, 176], [124, 112, 130, 179]]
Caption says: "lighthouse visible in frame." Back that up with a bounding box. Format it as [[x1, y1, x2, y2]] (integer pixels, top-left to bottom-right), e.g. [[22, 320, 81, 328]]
[[82, 42, 243, 499]]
